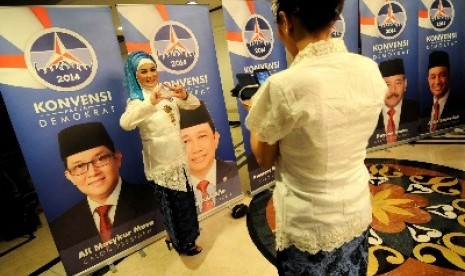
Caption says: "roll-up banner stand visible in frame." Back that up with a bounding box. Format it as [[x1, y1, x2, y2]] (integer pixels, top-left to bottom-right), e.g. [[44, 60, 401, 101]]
[[336, 0, 360, 54], [360, 0, 421, 149], [418, 0, 465, 134], [116, 4, 243, 219], [0, 6, 164, 275], [222, 0, 286, 194], [222, 0, 359, 194]]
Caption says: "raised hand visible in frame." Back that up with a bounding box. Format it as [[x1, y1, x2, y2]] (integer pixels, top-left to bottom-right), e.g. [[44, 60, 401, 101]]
[[150, 86, 170, 105], [162, 83, 188, 100]]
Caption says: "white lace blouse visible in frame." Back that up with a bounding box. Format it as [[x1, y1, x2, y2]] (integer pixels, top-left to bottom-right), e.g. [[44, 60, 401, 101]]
[[245, 38, 387, 254], [120, 90, 200, 191]]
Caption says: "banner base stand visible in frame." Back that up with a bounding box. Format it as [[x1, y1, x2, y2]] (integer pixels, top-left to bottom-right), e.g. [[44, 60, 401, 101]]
[[198, 194, 245, 221], [109, 264, 117, 273], [138, 249, 147, 257], [250, 182, 275, 197]]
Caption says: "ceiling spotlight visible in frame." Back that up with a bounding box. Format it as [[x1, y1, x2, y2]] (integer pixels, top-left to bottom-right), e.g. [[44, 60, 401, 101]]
[[187, 1, 197, 4]]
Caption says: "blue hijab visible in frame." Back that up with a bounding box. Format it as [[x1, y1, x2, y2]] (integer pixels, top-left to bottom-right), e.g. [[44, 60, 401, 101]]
[[123, 51, 157, 100]]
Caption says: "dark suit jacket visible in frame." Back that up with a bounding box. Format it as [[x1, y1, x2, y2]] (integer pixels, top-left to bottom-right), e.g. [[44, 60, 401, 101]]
[[420, 92, 465, 132], [216, 158, 239, 184], [369, 99, 420, 146], [196, 159, 240, 213], [215, 159, 241, 206], [49, 180, 158, 251]]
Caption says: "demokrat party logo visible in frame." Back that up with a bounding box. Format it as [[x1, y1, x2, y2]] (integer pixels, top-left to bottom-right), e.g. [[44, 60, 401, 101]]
[[151, 21, 199, 75], [376, 1, 407, 39], [331, 14, 346, 39], [25, 28, 98, 92], [242, 15, 273, 60], [429, 0, 454, 31]]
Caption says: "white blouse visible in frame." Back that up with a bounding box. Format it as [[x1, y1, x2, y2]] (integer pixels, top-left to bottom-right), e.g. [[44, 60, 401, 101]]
[[120, 90, 200, 191], [246, 38, 387, 254]]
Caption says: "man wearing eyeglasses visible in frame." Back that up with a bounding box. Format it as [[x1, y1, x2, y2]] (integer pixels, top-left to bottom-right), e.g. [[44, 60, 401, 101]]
[[49, 122, 159, 256]]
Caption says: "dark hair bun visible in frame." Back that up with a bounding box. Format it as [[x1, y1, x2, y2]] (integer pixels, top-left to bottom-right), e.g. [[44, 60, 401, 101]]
[[278, 0, 345, 32]]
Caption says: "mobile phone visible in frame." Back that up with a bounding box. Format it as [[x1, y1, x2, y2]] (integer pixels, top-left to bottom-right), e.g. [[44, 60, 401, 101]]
[[232, 73, 259, 100], [253, 69, 271, 86]]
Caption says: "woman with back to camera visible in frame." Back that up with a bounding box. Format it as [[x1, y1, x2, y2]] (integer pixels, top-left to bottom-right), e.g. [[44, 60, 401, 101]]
[[244, 0, 387, 274], [120, 51, 202, 256]]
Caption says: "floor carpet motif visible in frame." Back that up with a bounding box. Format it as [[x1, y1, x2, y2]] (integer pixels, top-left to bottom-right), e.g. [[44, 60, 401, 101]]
[[246, 158, 465, 275]]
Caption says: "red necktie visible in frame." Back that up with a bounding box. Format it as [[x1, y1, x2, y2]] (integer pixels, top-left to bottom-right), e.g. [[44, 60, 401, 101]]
[[431, 101, 440, 132], [196, 180, 214, 212], [95, 205, 112, 243], [386, 108, 397, 143]]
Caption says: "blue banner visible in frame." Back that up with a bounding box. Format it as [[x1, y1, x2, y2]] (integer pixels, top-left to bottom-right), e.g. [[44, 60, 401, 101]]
[[418, 0, 465, 133], [222, 0, 285, 193], [116, 4, 242, 215], [334, 0, 360, 54], [0, 6, 163, 275], [360, 0, 421, 147], [222, 0, 359, 192]]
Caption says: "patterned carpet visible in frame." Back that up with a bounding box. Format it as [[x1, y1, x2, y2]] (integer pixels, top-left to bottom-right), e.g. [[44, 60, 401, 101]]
[[246, 159, 465, 275]]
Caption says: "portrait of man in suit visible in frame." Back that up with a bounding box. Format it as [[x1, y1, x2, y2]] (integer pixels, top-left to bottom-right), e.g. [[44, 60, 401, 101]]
[[422, 50, 463, 132], [50, 122, 161, 259], [369, 58, 420, 146], [180, 101, 240, 214]]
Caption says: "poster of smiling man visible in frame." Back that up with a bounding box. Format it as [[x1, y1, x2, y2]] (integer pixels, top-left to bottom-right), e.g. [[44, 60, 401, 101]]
[[116, 4, 242, 217], [360, 0, 421, 148], [0, 6, 164, 275], [418, 0, 465, 133]]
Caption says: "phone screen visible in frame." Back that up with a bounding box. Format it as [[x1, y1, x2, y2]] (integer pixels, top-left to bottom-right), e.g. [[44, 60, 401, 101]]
[[253, 69, 271, 86]]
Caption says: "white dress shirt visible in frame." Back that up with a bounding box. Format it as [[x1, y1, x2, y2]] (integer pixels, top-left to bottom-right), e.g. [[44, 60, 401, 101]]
[[88, 177, 122, 231]]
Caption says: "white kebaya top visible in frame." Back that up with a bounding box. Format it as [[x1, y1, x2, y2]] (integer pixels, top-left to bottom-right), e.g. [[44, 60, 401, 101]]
[[120, 90, 200, 191], [246, 38, 387, 254]]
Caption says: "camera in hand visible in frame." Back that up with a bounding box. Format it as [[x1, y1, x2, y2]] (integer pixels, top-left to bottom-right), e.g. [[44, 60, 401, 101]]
[[230, 69, 271, 100], [253, 69, 271, 86]]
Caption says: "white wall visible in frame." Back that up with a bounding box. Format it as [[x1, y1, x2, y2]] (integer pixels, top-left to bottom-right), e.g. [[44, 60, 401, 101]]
[[210, 8, 239, 122]]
